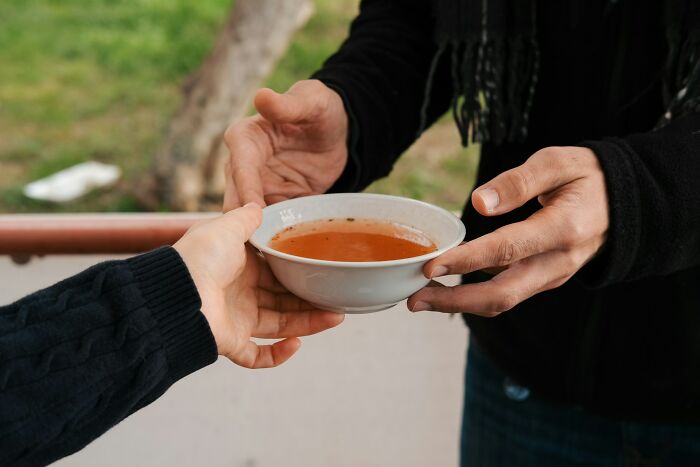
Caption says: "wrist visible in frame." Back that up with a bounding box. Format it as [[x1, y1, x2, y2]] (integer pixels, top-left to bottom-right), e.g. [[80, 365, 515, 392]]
[[318, 82, 361, 193], [173, 241, 226, 355], [127, 247, 218, 378]]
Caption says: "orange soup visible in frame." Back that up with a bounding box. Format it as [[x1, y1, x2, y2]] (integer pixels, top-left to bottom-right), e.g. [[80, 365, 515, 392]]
[[269, 218, 437, 262]]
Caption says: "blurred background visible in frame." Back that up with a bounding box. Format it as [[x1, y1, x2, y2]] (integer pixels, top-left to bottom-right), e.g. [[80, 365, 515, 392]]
[[1, 1, 477, 465], [0, 0, 477, 213]]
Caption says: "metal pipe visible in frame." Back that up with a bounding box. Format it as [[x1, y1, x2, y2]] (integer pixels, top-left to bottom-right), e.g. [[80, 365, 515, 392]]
[[0, 213, 218, 255]]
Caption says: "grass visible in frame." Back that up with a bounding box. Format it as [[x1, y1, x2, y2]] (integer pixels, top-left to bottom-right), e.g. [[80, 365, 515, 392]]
[[0, 0, 233, 212], [0, 0, 477, 214]]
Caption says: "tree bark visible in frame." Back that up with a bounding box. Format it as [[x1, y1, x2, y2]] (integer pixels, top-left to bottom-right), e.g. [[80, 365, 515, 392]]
[[153, 0, 314, 211]]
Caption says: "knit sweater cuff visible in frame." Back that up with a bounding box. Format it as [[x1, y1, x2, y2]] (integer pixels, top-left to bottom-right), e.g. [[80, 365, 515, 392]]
[[576, 139, 643, 288], [126, 247, 218, 384]]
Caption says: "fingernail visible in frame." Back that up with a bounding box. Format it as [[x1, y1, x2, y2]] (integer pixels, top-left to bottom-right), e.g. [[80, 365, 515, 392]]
[[430, 266, 448, 278], [244, 202, 261, 209], [412, 301, 432, 312], [477, 188, 500, 213]]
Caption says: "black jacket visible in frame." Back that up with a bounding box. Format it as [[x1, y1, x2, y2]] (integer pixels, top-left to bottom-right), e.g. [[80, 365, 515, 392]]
[[314, 0, 700, 421]]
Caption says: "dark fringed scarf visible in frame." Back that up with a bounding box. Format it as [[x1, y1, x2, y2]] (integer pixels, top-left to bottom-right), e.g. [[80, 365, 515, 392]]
[[662, 0, 700, 124], [420, 0, 700, 146]]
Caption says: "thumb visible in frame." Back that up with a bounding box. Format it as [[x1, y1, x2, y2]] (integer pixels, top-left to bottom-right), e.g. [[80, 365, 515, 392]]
[[254, 85, 319, 124], [217, 202, 263, 242], [471, 148, 574, 216]]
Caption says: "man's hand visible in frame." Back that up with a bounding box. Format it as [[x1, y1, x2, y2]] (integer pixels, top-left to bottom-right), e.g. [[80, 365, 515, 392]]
[[408, 147, 609, 316], [174, 203, 344, 368], [223, 80, 349, 209]]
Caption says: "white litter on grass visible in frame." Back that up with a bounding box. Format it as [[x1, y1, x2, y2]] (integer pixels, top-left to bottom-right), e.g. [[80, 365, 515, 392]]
[[23, 161, 122, 202]]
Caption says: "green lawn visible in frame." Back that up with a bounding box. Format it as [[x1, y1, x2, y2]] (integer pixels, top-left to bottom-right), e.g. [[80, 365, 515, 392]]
[[0, 0, 477, 213]]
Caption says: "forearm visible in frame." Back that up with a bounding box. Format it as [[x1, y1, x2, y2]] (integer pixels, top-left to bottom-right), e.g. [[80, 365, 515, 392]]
[[0, 247, 217, 466], [312, 0, 453, 191], [579, 112, 700, 286]]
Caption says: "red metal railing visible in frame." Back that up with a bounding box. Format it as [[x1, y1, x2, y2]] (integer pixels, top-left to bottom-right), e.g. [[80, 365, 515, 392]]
[[0, 213, 218, 255]]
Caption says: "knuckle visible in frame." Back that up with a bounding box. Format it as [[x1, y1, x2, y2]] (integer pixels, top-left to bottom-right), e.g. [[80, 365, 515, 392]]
[[562, 251, 581, 273], [548, 268, 575, 290], [535, 146, 561, 163], [549, 278, 566, 289], [535, 146, 570, 174], [304, 79, 325, 93], [495, 239, 519, 266], [559, 217, 587, 248], [494, 293, 520, 313], [552, 274, 573, 289], [310, 84, 331, 116], [277, 311, 289, 334], [457, 254, 477, 273], [566, 151, 583, 168], [305, 79, 330, 98], [539, 146, 597, 177], [565, 147, 597, 170], [292, 80, 329, 113], [505, 168, 536, 198]]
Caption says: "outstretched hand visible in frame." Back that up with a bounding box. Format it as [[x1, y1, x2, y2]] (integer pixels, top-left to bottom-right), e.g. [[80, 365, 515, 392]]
[[174, 204, 344, 368], [408, 146, 609, 316], [223, 79, 349, 209]]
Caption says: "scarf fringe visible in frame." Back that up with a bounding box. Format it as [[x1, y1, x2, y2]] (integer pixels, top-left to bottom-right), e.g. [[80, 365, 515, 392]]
[[419, 37, 540, 146], [456, 36, 539, 145], [660, 34, 700, 125], [422, 1, 696, 143]]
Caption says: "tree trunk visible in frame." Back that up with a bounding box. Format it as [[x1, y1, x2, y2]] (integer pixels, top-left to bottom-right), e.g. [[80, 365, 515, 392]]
[[153, 0, 314, 211]]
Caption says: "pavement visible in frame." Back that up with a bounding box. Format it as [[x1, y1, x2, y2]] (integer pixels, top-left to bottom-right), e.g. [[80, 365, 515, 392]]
[[0, 255, 468, 467]]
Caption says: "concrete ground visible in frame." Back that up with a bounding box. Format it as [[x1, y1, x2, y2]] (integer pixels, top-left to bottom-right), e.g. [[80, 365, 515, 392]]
[[0, 255, 468, 467]]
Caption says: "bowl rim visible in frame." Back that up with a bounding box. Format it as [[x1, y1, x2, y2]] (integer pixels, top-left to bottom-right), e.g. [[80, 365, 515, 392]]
[[249, 193, 466, 268]]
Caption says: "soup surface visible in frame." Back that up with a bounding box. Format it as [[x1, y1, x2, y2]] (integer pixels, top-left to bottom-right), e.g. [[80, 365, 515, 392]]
[[268, 218, 437, 262]]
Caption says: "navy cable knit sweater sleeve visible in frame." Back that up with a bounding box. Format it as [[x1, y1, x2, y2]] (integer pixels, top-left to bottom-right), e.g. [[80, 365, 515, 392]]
[[0, 246, 218, 467]]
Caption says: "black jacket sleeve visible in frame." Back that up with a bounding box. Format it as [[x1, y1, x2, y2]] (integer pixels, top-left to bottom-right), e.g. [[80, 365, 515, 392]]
[[312, 0, 453, 192], [0, 247, 217, 467], [580, 112, 700, 286]]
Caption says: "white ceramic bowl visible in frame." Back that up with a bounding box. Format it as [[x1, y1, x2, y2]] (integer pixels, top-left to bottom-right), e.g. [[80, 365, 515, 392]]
[[249, 193, 466, 313]]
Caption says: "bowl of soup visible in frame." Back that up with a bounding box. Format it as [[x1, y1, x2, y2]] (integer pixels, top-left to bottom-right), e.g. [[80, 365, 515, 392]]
[[249, 193, 466, 313]]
